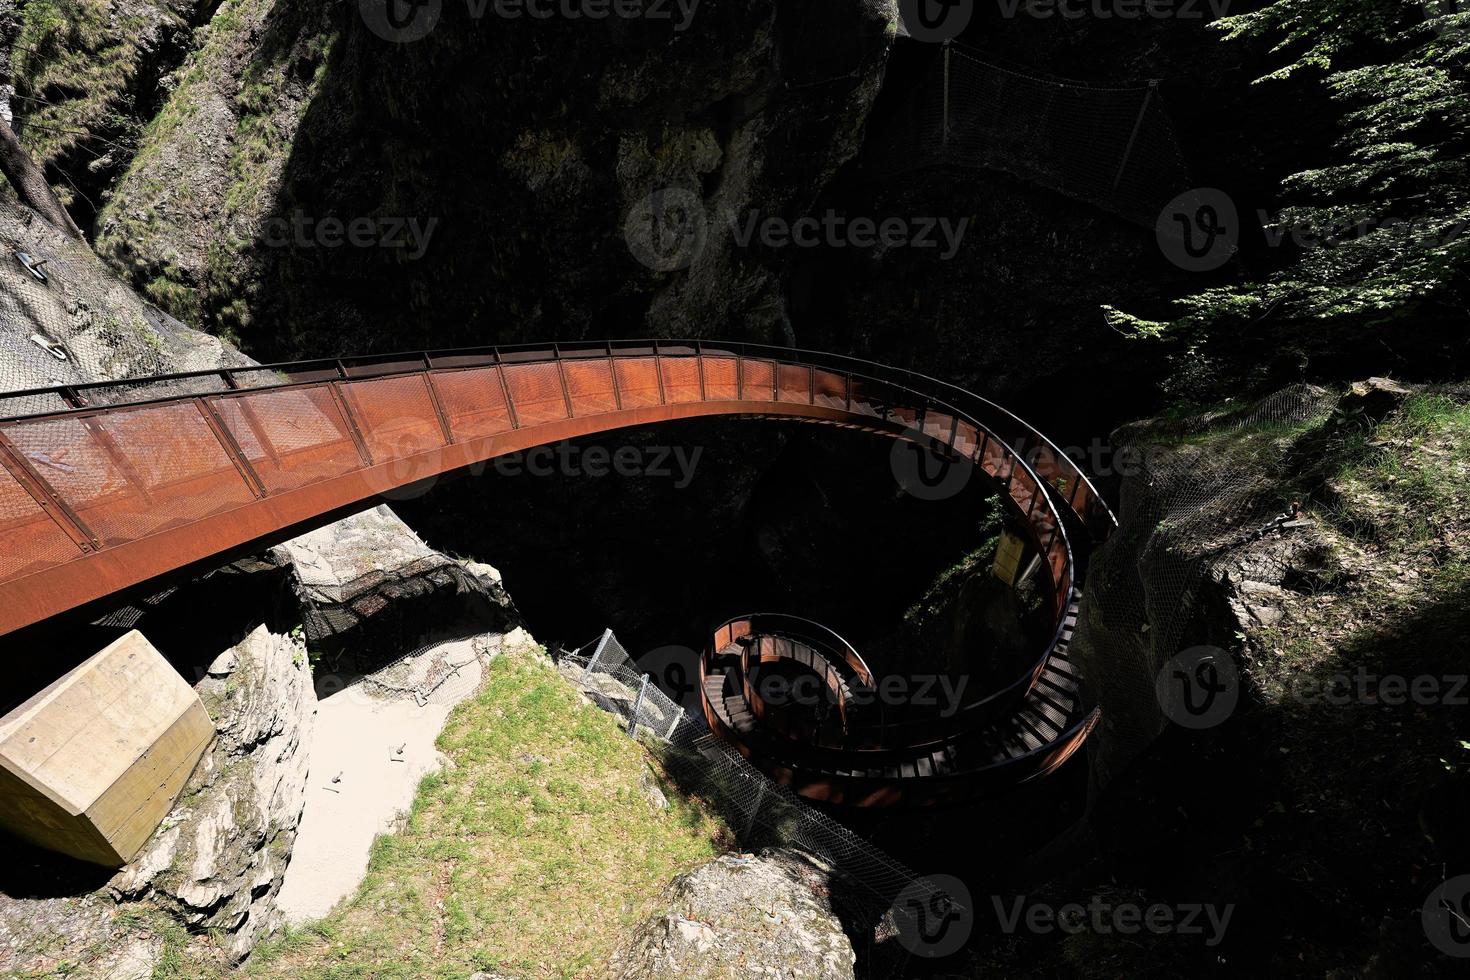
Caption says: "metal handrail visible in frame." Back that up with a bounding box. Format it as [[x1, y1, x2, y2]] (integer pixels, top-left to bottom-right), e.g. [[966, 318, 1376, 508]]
[[0, 338, 1114, 533]]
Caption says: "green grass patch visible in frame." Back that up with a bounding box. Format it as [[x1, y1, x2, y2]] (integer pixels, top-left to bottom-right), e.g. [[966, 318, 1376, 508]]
[[244, 646, 730, 979]]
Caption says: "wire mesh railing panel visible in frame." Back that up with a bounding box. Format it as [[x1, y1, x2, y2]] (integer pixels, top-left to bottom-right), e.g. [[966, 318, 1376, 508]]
[[4, 404, 254, 547], [213, 388, 362, 494], [340, 375, 446, 462], [702, 356, 740, 401], [430, 367, 514, 441], [612, 357, 662, 409], [659, 356, 703, 404], [777, 364, 813, 405], [0, 463, 82, 580], [504, 362, 570, 426], [740, 359, 777, 401], [814, 370, 847, 410], [563, 359, 619, 416]]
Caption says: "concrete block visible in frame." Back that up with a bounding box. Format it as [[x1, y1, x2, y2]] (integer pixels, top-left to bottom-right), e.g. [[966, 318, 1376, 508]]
[[0, 631, 215, 867]]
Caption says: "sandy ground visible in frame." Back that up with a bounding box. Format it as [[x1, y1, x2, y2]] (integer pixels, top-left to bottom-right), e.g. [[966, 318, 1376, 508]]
[[275, 637, 490, 924]]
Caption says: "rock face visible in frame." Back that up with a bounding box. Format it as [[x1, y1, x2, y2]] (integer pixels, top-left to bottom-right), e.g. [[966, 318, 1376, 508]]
[[610, 849, 856, 980], [0, 622, 313, 975], [95, 0, 896, 357], [2, 0, 199, 223], [112, 624, 314, 961]]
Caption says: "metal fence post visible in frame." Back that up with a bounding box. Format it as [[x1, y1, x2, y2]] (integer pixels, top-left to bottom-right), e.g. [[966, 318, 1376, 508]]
[[581, 628, 613, 683], [628, 674, 651, 739], [742, 777, 766, 845]]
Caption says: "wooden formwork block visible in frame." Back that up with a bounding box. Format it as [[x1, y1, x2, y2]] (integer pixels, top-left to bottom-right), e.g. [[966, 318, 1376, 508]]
[[0, 631, 215, 867]]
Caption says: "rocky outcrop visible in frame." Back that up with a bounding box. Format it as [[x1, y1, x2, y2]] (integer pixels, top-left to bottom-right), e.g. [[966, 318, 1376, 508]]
[[95, 0, 896, 357], [4, 0, 201, 224], [111, 623, 314, 961], [268, 504, 516, 646], [0, 621, 313, 975], [610, 849, 856, 980]]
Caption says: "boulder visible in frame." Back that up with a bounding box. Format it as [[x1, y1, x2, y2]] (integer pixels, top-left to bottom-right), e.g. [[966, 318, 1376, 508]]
[[610, 849, 856, 980]]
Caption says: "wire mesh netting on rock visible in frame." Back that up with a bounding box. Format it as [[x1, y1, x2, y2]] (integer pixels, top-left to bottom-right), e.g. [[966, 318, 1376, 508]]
[[0, 197, 251, 412], [1071, 384, 1340, 789], [860, 43, 1191, 228]]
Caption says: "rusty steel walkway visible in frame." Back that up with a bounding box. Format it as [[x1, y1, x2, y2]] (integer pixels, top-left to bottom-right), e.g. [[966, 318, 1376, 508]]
[[0, 341, 1115, 801]]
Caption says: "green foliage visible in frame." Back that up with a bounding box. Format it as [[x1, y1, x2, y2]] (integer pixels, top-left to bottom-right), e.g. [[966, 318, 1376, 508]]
[[1125, 1, 1470, 371], [12, 0, 191, 199]]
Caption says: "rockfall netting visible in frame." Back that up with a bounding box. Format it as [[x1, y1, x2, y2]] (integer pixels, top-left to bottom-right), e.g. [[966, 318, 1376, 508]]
[[860, 41, 1191, 227], [0, 196, 249, 414], [1070, 383, 1340, 788]]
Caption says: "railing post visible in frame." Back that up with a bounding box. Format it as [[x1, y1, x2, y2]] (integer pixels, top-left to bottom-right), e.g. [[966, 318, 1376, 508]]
[[607, 342, 625, 411], [421, 354, 456, 444], [553, 345, 576, 418], [0, 429, 100, 552], [942, 38, 953, 149], [653, 341, 667, 406], [327, 380, 374, 467], [695, 341, 707, 401], [742, 777, 766, 845], [628, 673, 651, 739], [1113, 81, 1157, 191], [496, 354, 521, 430], [195, 398, 267, 499], [581, 628, 612, 683]]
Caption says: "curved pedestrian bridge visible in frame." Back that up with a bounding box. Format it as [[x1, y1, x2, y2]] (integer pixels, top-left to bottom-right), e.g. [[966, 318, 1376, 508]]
[[0, 341, 1115, 803]]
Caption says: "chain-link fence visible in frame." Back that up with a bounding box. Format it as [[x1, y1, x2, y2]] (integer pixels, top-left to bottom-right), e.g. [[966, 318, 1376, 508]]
[[558, 629, 964, 975]]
